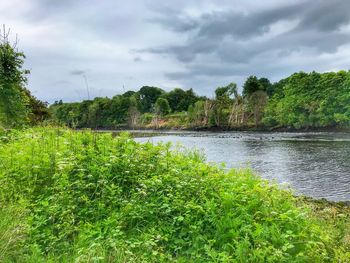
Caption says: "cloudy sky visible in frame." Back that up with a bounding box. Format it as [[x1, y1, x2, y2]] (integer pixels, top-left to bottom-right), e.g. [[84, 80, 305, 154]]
[[1, 0, 350, 103]]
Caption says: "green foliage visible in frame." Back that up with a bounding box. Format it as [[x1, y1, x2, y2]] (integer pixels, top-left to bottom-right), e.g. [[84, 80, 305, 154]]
[[215, 82, 237, 99], [155, 97, 171, 116], [162, 88, 199, 112], [0, 40, 29, 127], [138, 86, 165, 113], [263, 71, 350, 129], [140, 112, 155, 125], [259, 77, 274, 96], [50, 71, 350, 130], [162, 112, 188, 128], [0, 31, 49, 128], [0, 127, 349, 261], [0, 201, 28, 262], [50, 87, 202, 129], [188, 100, 205, 126], [248, 91, 268, 126], [212, 83, 237, 127], [26, 91, 50, 124], [243, 76, 272, 98], [50, 93, 140, 128]]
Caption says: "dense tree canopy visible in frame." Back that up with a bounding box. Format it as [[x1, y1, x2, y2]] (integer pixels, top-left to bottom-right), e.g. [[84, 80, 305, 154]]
[[263, 71, 350, 129], [50, 86, 203, 128], [50, 71, 350, 130]]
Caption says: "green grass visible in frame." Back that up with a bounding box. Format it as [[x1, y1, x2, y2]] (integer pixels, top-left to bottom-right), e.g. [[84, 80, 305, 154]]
[[0, 127, 349, 262]]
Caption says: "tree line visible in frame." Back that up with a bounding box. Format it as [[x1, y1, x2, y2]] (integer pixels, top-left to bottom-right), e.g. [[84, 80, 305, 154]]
[[49, 72, 350, 130], [1, 29, 349, 130]]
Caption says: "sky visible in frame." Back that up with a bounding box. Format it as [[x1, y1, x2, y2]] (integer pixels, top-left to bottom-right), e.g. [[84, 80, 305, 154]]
[[1, 0, 350, 103]]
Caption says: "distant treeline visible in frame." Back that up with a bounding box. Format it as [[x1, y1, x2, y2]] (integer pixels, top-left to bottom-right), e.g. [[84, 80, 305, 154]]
[[1, 31, 349, 130], [50, 71, 350, 130]]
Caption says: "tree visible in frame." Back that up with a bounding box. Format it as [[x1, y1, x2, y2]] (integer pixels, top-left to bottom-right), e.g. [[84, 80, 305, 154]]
[[242, 76, 272, 97], [127, 96, 140, 129], [138, 86, 164, 113], [215, 82, 236, 99], [0, 26, 29, 127], [212, 83, 236, 127], [161, 88, 186, 112], [203, 100, 214, 127], [161, 88, 199, 112], [109, 95, 129, 125], [122, 90, 136, 97], [155, 97, 170, 116], [259, 77, 273, 96], [27, 93, 50, 124], [249, 91, 268, 126], [228, 93, 245, 127], [243, 76, 261, 97], [263, 71, 350, 129]]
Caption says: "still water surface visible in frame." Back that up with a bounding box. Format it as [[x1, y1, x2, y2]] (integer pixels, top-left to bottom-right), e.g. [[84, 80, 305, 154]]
[[133, 131, 350, 201]]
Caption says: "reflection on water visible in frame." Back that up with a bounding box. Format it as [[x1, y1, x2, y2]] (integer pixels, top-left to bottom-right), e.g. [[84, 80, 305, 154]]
[[134, 131, 350, 201]]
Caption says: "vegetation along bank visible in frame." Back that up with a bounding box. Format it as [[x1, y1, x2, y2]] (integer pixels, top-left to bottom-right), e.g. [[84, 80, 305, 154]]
[[0, 127, 349, 262], [49, 72, 350, 131]]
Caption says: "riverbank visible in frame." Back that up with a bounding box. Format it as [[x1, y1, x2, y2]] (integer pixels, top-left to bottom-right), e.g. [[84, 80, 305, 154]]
[[0, 127, 349, 262], [91, 123, 350, 134]]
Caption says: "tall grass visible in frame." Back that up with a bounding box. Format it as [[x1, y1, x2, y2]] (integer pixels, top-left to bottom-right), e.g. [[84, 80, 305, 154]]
[[0, 127, 349, 262]]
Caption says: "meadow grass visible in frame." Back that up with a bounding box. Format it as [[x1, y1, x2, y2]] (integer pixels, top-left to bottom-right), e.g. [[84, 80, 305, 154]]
[[0, 127, 349, 262]]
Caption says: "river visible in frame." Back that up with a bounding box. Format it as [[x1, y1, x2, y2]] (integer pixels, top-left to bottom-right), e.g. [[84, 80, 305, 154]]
[[131, 130, 350, 201]]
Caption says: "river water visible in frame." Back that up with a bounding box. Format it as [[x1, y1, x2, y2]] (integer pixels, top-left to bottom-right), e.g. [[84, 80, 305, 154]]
[[132, 131, 350, 201]]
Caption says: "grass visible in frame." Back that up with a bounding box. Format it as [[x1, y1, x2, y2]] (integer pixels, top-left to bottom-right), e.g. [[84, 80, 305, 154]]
[[0, 126, 349, 262]]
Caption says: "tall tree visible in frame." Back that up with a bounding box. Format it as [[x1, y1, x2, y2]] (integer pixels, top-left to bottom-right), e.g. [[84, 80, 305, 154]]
[[0, 27, 29, 127]]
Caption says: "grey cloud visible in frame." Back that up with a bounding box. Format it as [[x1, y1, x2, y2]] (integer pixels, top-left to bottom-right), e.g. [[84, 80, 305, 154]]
[[149, 13, 198, 33], [165, 62, 251, 80], [298, 0, 350, 32], [153, 2, 302, 39], [195, 4, 301, 40], [215, 30, 350, 64], [143, 0, 350, 85], [141, 38, 217, 63]]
